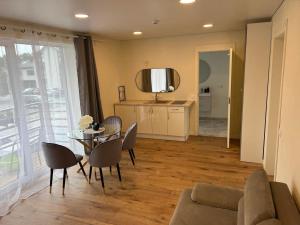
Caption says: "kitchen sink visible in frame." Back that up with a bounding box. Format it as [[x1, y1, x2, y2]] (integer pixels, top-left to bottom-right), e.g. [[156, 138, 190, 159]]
[[171, 100, 187, 105], [145, 100, 172, 104]]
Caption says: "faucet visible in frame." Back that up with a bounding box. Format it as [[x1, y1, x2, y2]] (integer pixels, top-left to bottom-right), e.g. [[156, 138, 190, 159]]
[[155, 93, 159, 102]]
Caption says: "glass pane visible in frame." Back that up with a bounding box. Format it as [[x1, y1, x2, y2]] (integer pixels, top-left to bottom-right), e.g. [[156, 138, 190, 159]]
[[0, 46, 20, 187], [15, 44, 45, 171], [37, 45, 70, 146]]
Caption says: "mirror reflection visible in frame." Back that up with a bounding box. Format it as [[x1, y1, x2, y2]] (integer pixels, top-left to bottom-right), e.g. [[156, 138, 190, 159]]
[[135, 68, 180, 93]]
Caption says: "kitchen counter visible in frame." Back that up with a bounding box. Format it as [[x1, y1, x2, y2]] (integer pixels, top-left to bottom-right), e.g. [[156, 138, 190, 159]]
[[114, 100, 194, 108]]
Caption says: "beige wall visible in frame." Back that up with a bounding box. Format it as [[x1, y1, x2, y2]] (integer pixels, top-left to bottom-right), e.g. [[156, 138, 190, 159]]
[[269, 0, 300, 207], [93, 39, 122, 117], [116, 31, 245, 137]]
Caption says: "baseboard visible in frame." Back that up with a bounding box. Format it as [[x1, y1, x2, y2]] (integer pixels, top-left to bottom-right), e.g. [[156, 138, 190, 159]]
[[137, 133, 188, 142]]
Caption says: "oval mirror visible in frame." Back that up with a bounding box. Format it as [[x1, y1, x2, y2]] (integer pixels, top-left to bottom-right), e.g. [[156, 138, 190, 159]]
[[135, 68, 180, 93], [199, 59, 211, 83]]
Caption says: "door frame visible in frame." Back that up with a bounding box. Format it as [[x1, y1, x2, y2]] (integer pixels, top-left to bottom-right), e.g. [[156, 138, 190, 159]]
[[195, 43, 235, 148]]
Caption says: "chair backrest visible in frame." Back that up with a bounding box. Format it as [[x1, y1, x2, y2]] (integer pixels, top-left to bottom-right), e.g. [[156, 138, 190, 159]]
[[122, 122, 137, 150], [101, 116, 122, 137], [42, 142, 77, 169], [89, 138, 122, 168]]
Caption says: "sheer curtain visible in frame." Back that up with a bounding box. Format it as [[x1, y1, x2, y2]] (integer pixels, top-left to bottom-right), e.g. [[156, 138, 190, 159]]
[[0, 34, 81, 216]]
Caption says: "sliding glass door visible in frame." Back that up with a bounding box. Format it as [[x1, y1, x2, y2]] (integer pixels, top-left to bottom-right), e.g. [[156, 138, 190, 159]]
[[0, 38, 81, 215]]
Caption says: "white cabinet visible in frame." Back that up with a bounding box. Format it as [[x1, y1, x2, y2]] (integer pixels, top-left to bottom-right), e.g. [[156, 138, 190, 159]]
[[167, 107, 185, 136], [136, 106, 152, 134], [114, 101, 191, 141], [136, 106, 168, 135], [241, 22, 272, 163], [114, 105, 137, 132], [152, 106, 168, 135]]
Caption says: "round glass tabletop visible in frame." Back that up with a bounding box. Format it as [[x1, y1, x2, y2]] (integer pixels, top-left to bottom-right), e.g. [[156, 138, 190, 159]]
[[68, 125, 119, 141]]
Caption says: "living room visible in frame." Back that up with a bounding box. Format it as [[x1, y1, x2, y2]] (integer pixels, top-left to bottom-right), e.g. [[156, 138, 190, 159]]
[[0, 0, 300, 224]]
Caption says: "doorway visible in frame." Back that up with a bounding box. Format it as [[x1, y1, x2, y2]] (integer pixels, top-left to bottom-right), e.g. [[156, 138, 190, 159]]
[[264, 34, 285, 176], [198, 49, 233, 148]]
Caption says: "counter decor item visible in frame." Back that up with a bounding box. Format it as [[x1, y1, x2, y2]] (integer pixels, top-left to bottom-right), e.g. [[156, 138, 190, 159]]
[[118, 86, 126, 102], [91, 122, 100, 131], [79, 115, 94, 130]]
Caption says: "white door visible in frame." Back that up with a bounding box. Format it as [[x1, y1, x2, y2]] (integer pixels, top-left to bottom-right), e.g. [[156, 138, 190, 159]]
[[136, 106, 152, 134], [115, 105, 137, 132], [227, 48, 233, 148], [152, 106, 168, 135]]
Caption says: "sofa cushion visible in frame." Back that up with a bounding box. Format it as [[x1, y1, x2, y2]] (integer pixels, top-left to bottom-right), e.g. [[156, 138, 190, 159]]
[[170, 189, 237, 225], [256, 219, 282, 225], [270, 182, 300, 225], [191, 183, 243, 211], [237, 197, 245, 225], [244, 169, 275, 225]]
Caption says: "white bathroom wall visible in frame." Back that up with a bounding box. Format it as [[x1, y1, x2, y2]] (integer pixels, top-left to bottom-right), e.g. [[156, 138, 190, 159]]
[[199, 51, 229, 118]]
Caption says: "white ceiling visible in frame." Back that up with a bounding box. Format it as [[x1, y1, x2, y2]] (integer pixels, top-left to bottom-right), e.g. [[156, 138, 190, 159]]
[[0, 0, 283, 40]]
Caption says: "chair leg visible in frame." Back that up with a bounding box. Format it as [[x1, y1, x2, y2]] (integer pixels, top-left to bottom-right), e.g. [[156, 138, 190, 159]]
[[78, 161, 87, 177], [99, 168, 105, 189], [77, 160, 88, 173], [129, 149, 135, 166], [131, 149, 136, 159], [62, 168, 67, 195], [109, 166, 112, 174], [89, 166, 92, 184], [50, 168, 53, 193], [116, 163, 122, 182]]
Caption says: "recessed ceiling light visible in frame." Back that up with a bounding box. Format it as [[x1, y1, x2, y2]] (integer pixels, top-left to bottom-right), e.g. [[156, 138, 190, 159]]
[[179, 0, 196, 4], [203, 24, 214, 28], [75, 13, 89, 19], [133, 31, 143, 35]]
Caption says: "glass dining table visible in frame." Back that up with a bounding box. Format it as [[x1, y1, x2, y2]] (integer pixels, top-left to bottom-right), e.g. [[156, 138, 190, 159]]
[[67, 124, 120, 172]]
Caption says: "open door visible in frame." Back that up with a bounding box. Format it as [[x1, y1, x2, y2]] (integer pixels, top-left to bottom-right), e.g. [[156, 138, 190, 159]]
[[227, 48, 233, 148]]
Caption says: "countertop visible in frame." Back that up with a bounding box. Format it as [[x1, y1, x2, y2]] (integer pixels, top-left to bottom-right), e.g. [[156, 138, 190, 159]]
[[114, 100, 194, 107]]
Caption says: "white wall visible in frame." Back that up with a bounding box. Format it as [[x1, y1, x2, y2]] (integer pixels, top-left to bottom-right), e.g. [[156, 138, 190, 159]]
[[268, 0, 300, 207], [200, 51, 229, 118], [118, 31, 245, 137], [93, 39, 122, 117]]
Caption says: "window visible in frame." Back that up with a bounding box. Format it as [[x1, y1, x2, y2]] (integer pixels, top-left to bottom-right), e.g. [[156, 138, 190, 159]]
[[26, 69, 35, 76], [0, 38, 81, 215], [151, 69, 167, 92]]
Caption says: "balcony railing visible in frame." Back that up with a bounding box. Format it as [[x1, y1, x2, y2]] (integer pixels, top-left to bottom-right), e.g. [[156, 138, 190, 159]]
[[0, 99, 69, 187]]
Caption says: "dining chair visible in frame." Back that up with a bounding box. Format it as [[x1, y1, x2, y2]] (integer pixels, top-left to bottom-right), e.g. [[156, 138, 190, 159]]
[[122, 122, 137, 166], [88, 138, 122, 189], [99, 116, 122, 141], [42, 142, 87, 195]]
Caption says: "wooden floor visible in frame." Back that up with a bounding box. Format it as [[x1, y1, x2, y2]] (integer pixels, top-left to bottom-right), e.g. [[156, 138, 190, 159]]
[[0, 136, 261, 225]]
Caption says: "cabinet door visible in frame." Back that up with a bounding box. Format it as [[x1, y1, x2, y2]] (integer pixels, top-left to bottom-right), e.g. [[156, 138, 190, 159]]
[[115, 105, 137, 132], [167, 107, 185, 136], [152, 106, 168, 135], [136, 106, 152, 134]]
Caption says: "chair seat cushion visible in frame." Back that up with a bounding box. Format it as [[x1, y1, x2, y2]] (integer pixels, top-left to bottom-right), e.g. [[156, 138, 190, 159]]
[[75, 154, 83, 162], [170, 189, 237, 225]]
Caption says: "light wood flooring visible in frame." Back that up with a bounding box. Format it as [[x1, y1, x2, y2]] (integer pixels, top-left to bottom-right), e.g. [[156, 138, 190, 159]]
[[0, 136, 261, 225]]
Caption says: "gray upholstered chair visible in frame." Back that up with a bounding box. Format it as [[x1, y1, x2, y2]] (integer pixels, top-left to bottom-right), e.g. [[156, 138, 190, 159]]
[[88, 138, 122, 189], [100, 116, 122, 141], [42, 142, 87, 195], [122, 122, 137, 166]]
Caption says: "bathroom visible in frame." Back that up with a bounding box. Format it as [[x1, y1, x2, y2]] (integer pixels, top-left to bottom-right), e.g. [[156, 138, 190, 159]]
[[199, 50, 231, 138]]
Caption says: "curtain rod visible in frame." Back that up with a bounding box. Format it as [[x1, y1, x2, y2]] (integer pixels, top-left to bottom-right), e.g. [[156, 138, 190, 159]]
[[0, 24, 88, 40]]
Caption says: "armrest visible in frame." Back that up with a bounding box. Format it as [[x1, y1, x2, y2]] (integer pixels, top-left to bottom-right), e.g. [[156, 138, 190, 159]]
[[191, 183, 243, 211]]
